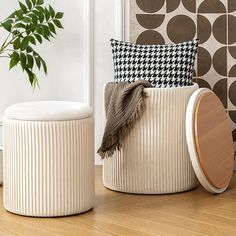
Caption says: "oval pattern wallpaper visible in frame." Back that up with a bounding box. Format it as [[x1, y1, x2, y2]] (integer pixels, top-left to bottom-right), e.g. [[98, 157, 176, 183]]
[[130, 0, 236, 150]]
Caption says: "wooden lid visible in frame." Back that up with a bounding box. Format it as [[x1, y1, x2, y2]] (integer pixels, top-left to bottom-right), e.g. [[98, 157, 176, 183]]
[[186, 88, 234, 193]]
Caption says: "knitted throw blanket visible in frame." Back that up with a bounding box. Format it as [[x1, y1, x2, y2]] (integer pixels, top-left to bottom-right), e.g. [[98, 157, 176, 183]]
[[97, 80, 153, 159]]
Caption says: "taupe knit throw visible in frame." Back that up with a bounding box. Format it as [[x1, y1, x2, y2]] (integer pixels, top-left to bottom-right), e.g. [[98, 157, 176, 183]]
[[97, 80, 153, 159]]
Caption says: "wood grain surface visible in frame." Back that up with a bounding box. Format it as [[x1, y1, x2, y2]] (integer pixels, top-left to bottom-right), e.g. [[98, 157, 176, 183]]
[[194, 92, 234, 189], [0, 166, 236, 236]]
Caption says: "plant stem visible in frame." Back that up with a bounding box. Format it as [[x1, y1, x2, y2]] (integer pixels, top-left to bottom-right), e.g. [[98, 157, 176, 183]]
[[3, 49, 30, 56], [0, 6, 37, 54], [1, 18, 55, 55], [1, 19, 17, 49]]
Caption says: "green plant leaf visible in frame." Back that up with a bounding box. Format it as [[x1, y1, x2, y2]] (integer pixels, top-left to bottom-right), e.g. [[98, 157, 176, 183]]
[[32, 75, 39, 89], [42, 25, 50, 36], [27, 54, 34, 68], [22, 16, 32, 23], [25, 68, 34, 85], [29, 13, 38, 25], [44, 7, 50, 21], [13, 38, 21, 50], [1, 21, 12, 32], [4, 19, 14, 24], [29, 35, 36, 45], [48, 22, 56, 34], [41, 32, 50, 41], [55, 12, 64, 19], [9, 52, 20, 70], [49, 5, 55, 18], [25, 0, 32, 9], [25, 24, 34, 34], [34, 56, 41, 69], [36, 0, 44, 5], [26, 46, 33, 53], [53, 19, 63, 29], [31, 0, 36, 6], [35, 6, 44, 12], [16, 10, 24, 20], [33, 53, 47, 74], [12, 30, 20, 35], [24, 67, 39, 89], [36, 25, 43, 34], [21, 36, 29, 51], [41, 57, 47, 74], [14, 22, 26, 28], [19, 2, 28, 14], [20, 53, 27, 71], [1, 19, 13, 31], [34, 34, 42, 43], [35, 10, 44, 23]]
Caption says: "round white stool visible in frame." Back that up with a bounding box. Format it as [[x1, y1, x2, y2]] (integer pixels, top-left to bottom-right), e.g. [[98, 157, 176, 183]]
[[3, 101, 94, 217]]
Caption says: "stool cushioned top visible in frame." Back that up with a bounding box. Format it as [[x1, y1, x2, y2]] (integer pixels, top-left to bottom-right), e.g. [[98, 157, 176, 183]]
[[4, 101, 93, 121]]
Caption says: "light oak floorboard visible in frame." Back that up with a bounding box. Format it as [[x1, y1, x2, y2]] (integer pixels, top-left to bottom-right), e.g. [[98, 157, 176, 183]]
[[0, 167, 236, 236]]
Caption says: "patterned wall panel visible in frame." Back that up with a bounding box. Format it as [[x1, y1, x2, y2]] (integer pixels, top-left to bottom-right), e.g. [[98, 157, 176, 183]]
[[130, 0, 236, 150]]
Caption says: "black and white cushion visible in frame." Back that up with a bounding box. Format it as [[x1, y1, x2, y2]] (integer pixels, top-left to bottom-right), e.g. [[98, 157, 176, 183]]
[[110, 39, 199, 88]]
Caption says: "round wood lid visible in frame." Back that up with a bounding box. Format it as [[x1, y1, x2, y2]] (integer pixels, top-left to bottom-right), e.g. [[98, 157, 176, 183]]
[[186, 88, 234, 193]]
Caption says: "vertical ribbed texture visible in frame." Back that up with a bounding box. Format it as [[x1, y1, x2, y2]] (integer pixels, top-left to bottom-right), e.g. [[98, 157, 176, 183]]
[[3, 117, 94, 217], [103, 84, 198, 194]]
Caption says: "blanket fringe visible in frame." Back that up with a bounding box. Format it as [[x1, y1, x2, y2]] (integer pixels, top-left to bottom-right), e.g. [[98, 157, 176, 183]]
[[97, 92, 147, 159]]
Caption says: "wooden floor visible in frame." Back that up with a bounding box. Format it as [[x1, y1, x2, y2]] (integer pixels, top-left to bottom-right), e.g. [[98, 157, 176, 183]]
[[0, 167, 236, 236]]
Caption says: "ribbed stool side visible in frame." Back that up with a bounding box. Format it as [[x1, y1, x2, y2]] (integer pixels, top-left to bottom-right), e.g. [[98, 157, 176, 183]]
[[103, 84, 198, 194], [3, 117, 94, 217]]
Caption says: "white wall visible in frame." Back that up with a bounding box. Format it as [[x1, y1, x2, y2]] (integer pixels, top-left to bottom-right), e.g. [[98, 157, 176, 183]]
[[94, 0, 130, 164], [0, 0, 90, 146], [94, 0, 129, 164], [0, 0, 88, 110]]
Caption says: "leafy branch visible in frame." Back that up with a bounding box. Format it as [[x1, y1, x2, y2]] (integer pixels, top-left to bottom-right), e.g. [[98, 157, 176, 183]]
[[0, 0, 64, 89]]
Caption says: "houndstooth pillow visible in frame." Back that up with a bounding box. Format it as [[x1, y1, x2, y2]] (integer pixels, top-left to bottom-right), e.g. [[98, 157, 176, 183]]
[[110, 39, 199, 88]]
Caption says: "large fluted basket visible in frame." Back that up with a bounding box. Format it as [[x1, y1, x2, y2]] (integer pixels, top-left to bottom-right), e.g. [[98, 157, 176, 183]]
[[3, 101, 95, 217], [103, 83, 199, 194]]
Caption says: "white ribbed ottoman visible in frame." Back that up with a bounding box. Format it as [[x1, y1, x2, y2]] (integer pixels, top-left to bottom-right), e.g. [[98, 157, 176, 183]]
[[103, 83, 199, 194], [3, 101, 94, 217]]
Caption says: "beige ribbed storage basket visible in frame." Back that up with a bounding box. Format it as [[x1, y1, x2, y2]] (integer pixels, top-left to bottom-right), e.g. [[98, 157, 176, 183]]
[[103, 83, 199, 194], [3, 101, 94, 217]]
